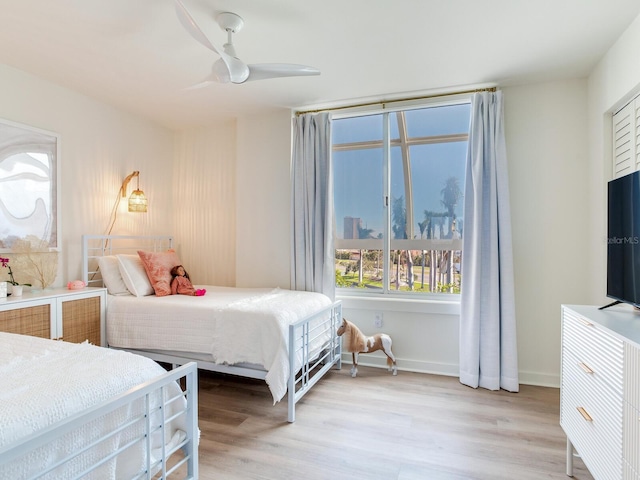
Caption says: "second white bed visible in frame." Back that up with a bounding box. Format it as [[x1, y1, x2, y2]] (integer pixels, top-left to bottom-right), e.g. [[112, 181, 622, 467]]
[[0, 332, 197, 479]]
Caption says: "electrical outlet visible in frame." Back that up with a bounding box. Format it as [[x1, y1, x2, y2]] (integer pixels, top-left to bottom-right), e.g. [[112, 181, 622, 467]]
[[374, 312, 383, 328]]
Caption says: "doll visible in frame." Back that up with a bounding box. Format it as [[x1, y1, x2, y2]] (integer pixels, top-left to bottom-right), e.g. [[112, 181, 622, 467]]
[[170, 265, 206, 296]]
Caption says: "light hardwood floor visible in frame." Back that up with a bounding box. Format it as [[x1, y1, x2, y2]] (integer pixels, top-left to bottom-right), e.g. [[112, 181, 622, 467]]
[[191, 366, 594, 480]]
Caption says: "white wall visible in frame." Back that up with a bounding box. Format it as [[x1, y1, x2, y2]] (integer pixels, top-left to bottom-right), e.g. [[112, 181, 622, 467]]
[[505, 79, 591, 385], [173, 122, 236, 287], [236, 110, 293, 289], [0, 64, 174, 285]]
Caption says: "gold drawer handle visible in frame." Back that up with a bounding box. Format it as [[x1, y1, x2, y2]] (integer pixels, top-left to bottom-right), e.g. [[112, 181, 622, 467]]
[[578, 318, 593, 327], [578, 362, 594, 374], [577, 406, 593, 422]]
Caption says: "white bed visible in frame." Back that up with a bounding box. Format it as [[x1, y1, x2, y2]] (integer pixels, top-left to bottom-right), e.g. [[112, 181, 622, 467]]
[[82, 234, 342, 423], [0, 332, 198, 479]]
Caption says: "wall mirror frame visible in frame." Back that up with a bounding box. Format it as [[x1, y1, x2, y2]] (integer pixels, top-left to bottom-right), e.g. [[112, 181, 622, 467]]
[[0, 118, 61, 252]]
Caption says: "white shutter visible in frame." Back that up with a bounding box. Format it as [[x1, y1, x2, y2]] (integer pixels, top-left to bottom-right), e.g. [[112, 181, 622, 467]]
[[613, 102, 633, 178], [634, 99, 640, 171], [613, 95, 640, 178]]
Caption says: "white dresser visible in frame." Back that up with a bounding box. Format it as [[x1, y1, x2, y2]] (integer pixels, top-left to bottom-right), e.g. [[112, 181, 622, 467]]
[[561, 304, 640, 479]]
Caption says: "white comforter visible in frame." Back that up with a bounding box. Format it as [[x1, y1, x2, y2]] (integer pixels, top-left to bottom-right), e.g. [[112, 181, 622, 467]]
[[106, 286, 333, 403], [0, 333, 186, 480]]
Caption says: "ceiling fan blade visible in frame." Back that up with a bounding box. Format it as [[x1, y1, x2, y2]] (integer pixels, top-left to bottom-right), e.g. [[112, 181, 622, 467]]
[[183, 78, 216, 91], [246, 64, 321, 82], [174, 0, 249, 84], [184, 81, 215, 91], [174, 0, 220, 55]]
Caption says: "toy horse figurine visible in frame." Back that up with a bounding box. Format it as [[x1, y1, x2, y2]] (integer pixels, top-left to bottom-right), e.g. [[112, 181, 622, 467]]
[[337, 318, 398, 377]]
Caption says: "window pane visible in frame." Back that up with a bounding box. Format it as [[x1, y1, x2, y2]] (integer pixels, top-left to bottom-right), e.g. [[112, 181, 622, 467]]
[[335, 249, 383, 291], [405, 103, 471, 137], [332, 114, 383, 144], [387, 249, 461, 292], [389, 117, 400, 141], [390, 146, 407, 239], [333, 148, 384, 240], [409, 142, 466, 240]]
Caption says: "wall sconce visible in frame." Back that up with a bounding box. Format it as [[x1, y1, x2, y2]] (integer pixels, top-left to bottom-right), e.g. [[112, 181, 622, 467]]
[[104, 170, 149, 237], [120, 171, 148, 213]]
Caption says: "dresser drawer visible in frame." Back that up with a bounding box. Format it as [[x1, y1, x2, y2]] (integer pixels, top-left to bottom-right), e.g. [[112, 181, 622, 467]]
[[562, 348, 623, 438], [563, 307, 624, 394], [561, 364, 623, 480]]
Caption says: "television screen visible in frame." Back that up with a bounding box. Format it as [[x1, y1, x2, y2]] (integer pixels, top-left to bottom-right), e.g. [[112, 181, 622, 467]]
[[607, 170, 640, 308]]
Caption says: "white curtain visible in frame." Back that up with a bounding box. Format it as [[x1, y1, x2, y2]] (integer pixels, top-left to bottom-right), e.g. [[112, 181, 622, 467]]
[[291, 112, 335, 299], [459, 91, 519, 392]]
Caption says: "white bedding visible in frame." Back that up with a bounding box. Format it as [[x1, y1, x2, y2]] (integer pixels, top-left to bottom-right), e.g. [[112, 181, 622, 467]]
[[106, 286, 333, 403], [0, 332, 187, 480]]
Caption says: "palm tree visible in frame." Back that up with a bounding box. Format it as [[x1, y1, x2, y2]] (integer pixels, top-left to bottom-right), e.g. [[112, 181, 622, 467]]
[[418, 219, 428, 239], [357, 225, 374, 239], [354, 225, 374, 284], [440, 176, 463, 219], [392, 197, 413, 290], [392, 196, 407, 240], [418, 219, 429, 289], [440, 176, 462, 289]]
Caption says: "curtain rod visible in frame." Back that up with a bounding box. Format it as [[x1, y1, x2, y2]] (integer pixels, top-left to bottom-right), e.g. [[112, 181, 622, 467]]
[[295, 86, 497, 116]]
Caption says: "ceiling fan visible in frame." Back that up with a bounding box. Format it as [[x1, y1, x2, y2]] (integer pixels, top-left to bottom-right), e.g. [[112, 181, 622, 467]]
[[174, 0, 320, 85]]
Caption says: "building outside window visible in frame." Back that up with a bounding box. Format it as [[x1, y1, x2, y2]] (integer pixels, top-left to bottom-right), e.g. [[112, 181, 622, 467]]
[[332, 97, 471, 296]]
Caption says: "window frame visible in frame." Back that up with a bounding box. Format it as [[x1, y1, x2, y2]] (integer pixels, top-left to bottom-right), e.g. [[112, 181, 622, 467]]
[[331, 94, 471, 302]]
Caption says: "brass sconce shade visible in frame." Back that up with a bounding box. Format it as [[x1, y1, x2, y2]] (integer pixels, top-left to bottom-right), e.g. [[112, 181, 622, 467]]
[[121, 171, 148, 213]]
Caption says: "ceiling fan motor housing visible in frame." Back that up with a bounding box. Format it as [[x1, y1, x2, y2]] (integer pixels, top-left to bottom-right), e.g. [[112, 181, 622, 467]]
[[216, 12, 244, 33]]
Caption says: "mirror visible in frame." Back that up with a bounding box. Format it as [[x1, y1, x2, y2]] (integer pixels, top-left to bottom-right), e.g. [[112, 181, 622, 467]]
[[0, 119, 59, 250]]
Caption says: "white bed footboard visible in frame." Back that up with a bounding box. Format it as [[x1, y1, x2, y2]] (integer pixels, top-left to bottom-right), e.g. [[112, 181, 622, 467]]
[[0, 362, 199, 480], [288, 301, 342, 423]]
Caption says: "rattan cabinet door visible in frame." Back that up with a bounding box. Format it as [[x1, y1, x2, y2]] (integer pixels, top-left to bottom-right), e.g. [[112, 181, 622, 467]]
[[0, 304, 51, 338], [60, 296, 101, 345]]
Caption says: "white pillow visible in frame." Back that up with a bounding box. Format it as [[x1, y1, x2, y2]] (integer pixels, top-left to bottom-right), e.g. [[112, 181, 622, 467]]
[[96, 256, 131, 296], [117, 254, 154, 297]]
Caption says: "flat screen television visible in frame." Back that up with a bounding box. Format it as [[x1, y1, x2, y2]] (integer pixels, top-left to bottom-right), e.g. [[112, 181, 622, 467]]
[[604, 169, 640, 309]]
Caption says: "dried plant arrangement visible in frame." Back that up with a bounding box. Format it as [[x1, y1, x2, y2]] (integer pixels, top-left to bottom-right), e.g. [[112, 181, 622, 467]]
[[11, 236, 59, 289]]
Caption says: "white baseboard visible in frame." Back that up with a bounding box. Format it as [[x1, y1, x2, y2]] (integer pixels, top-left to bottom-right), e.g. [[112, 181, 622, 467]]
[[516, 371, 560, 388], [340, 354, 560, 388], [340, 353, 458, 377]]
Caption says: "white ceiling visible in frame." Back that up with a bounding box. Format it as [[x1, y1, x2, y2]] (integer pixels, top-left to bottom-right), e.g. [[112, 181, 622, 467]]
[[0, 0, 639, 130]]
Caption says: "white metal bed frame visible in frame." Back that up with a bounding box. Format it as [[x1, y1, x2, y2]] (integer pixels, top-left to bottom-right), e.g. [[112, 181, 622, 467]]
[[0, 362, 199, 479], [82, 234, 342, 423]]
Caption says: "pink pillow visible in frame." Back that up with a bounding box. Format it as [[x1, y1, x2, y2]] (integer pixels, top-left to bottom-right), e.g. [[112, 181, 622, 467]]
[[137, 249, 181, 297]]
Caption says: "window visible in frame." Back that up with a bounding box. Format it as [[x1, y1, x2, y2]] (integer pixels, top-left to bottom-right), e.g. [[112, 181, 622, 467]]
[[332, 99, 471, 296]]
